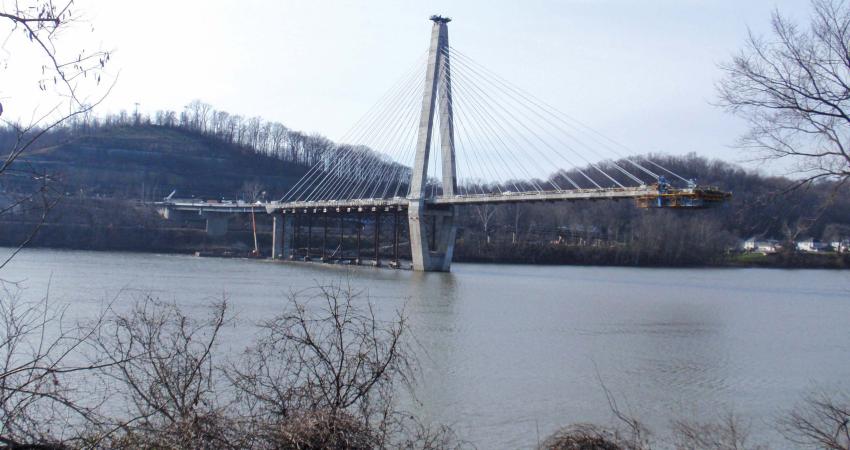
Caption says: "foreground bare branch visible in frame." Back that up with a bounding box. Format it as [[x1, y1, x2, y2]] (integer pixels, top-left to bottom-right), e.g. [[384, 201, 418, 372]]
[[780, 392, 850, 450], [0, 284, 113, 448], [90, 296, 239, 449]]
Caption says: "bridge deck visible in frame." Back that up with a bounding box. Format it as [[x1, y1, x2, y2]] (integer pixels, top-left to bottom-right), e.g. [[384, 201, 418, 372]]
[[429, 188, 656, 206], [157, 187, 678, 214]]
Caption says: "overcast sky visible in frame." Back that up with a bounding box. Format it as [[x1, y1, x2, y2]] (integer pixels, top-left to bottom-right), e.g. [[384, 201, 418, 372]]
[[4, 0, 816, 173]]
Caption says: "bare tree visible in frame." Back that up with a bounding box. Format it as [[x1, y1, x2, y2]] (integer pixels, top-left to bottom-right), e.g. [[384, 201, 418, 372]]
[[245, 117, 262, 149], [229, 283, 409, 413], [227, 283, 415, 448], [268, 122, 289, 158], [212, 110, 230, 138], [92, 296, 240, 449], [1, 0, 112, 269], [718, 0, 850, 185], [0, 1, 111, 111], [185, 100, 213, 133], [510, 203, 523, 244], [241, 180, 265, 202], [473, 204, 498, 244], [780, 392, 850, 450], [0, 285, 115, 448], [672, 413, 768, 450]]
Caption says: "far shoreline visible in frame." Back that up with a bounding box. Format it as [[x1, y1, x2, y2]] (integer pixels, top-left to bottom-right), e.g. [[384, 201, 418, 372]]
[[4, 242, 848, 271]]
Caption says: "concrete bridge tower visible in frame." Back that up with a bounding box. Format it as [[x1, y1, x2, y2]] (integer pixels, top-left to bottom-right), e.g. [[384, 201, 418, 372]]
[[408, 16, 458, 272]]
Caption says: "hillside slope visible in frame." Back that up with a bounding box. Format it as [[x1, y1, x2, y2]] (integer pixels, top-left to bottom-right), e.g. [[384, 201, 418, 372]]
[[14, 125, 309, 200]]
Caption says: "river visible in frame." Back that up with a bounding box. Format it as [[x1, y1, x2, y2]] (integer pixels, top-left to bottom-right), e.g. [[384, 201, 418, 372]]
[[2, 248, 848, 448]]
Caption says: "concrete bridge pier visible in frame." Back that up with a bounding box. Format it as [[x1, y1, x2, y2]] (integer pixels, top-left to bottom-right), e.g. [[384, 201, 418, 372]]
[[391, 210, 400, 268], [272, 213, 283, 259], [409, 202, 456, 272], [272, 213, 293, 260], [338, 216, 345, 260], [159, 207, 230, 238], [374, 211, 382, 267], [292, 215, 301, 260], [355, 217, 363, 265], [305, 215, 313, 261], [283, 215, 293, 258], [321, 215, 328, 262]]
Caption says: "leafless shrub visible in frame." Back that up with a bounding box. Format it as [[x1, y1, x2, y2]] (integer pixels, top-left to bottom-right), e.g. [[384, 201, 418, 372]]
[[0, 284, 112, 449], [537, 383, 651, 450], [264, 408, 376, 450], [779, 391, 850, 450], [541, 409, 772, 450], [672, 413, 767, 450], [91, 296, 240, 449], [538, 423, 625, 450], [383, 414, 469, 450], [594, 372, 652, 450], [228, 284, 411, 437], [549, 371, 766, 450], [0, 284, 468, 449]]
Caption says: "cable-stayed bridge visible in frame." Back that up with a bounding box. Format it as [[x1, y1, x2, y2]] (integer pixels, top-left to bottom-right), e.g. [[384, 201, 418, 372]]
[[159, 16, 730, 272]]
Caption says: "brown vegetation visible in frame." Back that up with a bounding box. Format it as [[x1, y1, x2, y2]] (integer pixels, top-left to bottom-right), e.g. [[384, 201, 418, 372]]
[[540, 399, 849, 450], [538, 424, 627, 450], [0, 282, 467, 449]]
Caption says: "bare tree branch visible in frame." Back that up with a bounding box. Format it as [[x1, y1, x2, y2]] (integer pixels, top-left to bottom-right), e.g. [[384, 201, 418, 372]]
[[718, 0, 850, 184]]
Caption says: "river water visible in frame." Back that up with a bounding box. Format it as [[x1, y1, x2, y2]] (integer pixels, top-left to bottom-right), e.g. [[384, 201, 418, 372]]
[[2, 248, 848, 448]]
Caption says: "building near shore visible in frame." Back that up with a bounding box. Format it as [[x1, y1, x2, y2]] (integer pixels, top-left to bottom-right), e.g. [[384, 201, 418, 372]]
[[796, 238, 830, 253], [830, 239, 850, 253], [742, 238, 781, 254]]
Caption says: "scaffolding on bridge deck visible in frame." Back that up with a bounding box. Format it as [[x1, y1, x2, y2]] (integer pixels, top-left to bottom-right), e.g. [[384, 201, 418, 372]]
[[635, 186, 731, 209]]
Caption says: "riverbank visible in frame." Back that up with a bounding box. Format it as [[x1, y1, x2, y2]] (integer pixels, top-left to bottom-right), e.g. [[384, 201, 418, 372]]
[[453, 240, 850, 269], [3, 221, 847, 269]]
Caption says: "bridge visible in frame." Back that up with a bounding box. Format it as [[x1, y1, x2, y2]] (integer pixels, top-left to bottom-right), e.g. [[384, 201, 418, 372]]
[[158, 16, 730, 272]]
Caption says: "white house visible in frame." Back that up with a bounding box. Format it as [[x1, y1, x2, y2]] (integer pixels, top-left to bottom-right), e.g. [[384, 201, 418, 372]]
[[742, 238, 780, 254], [830, 240, 850, 253], [796, 238, 830, 253]]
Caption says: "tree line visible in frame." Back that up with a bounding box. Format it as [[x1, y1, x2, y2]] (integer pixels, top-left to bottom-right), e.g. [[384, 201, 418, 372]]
[[57, 100, 331, 167], [452, 153, 850, 266], [55, 100, 407, 185]]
